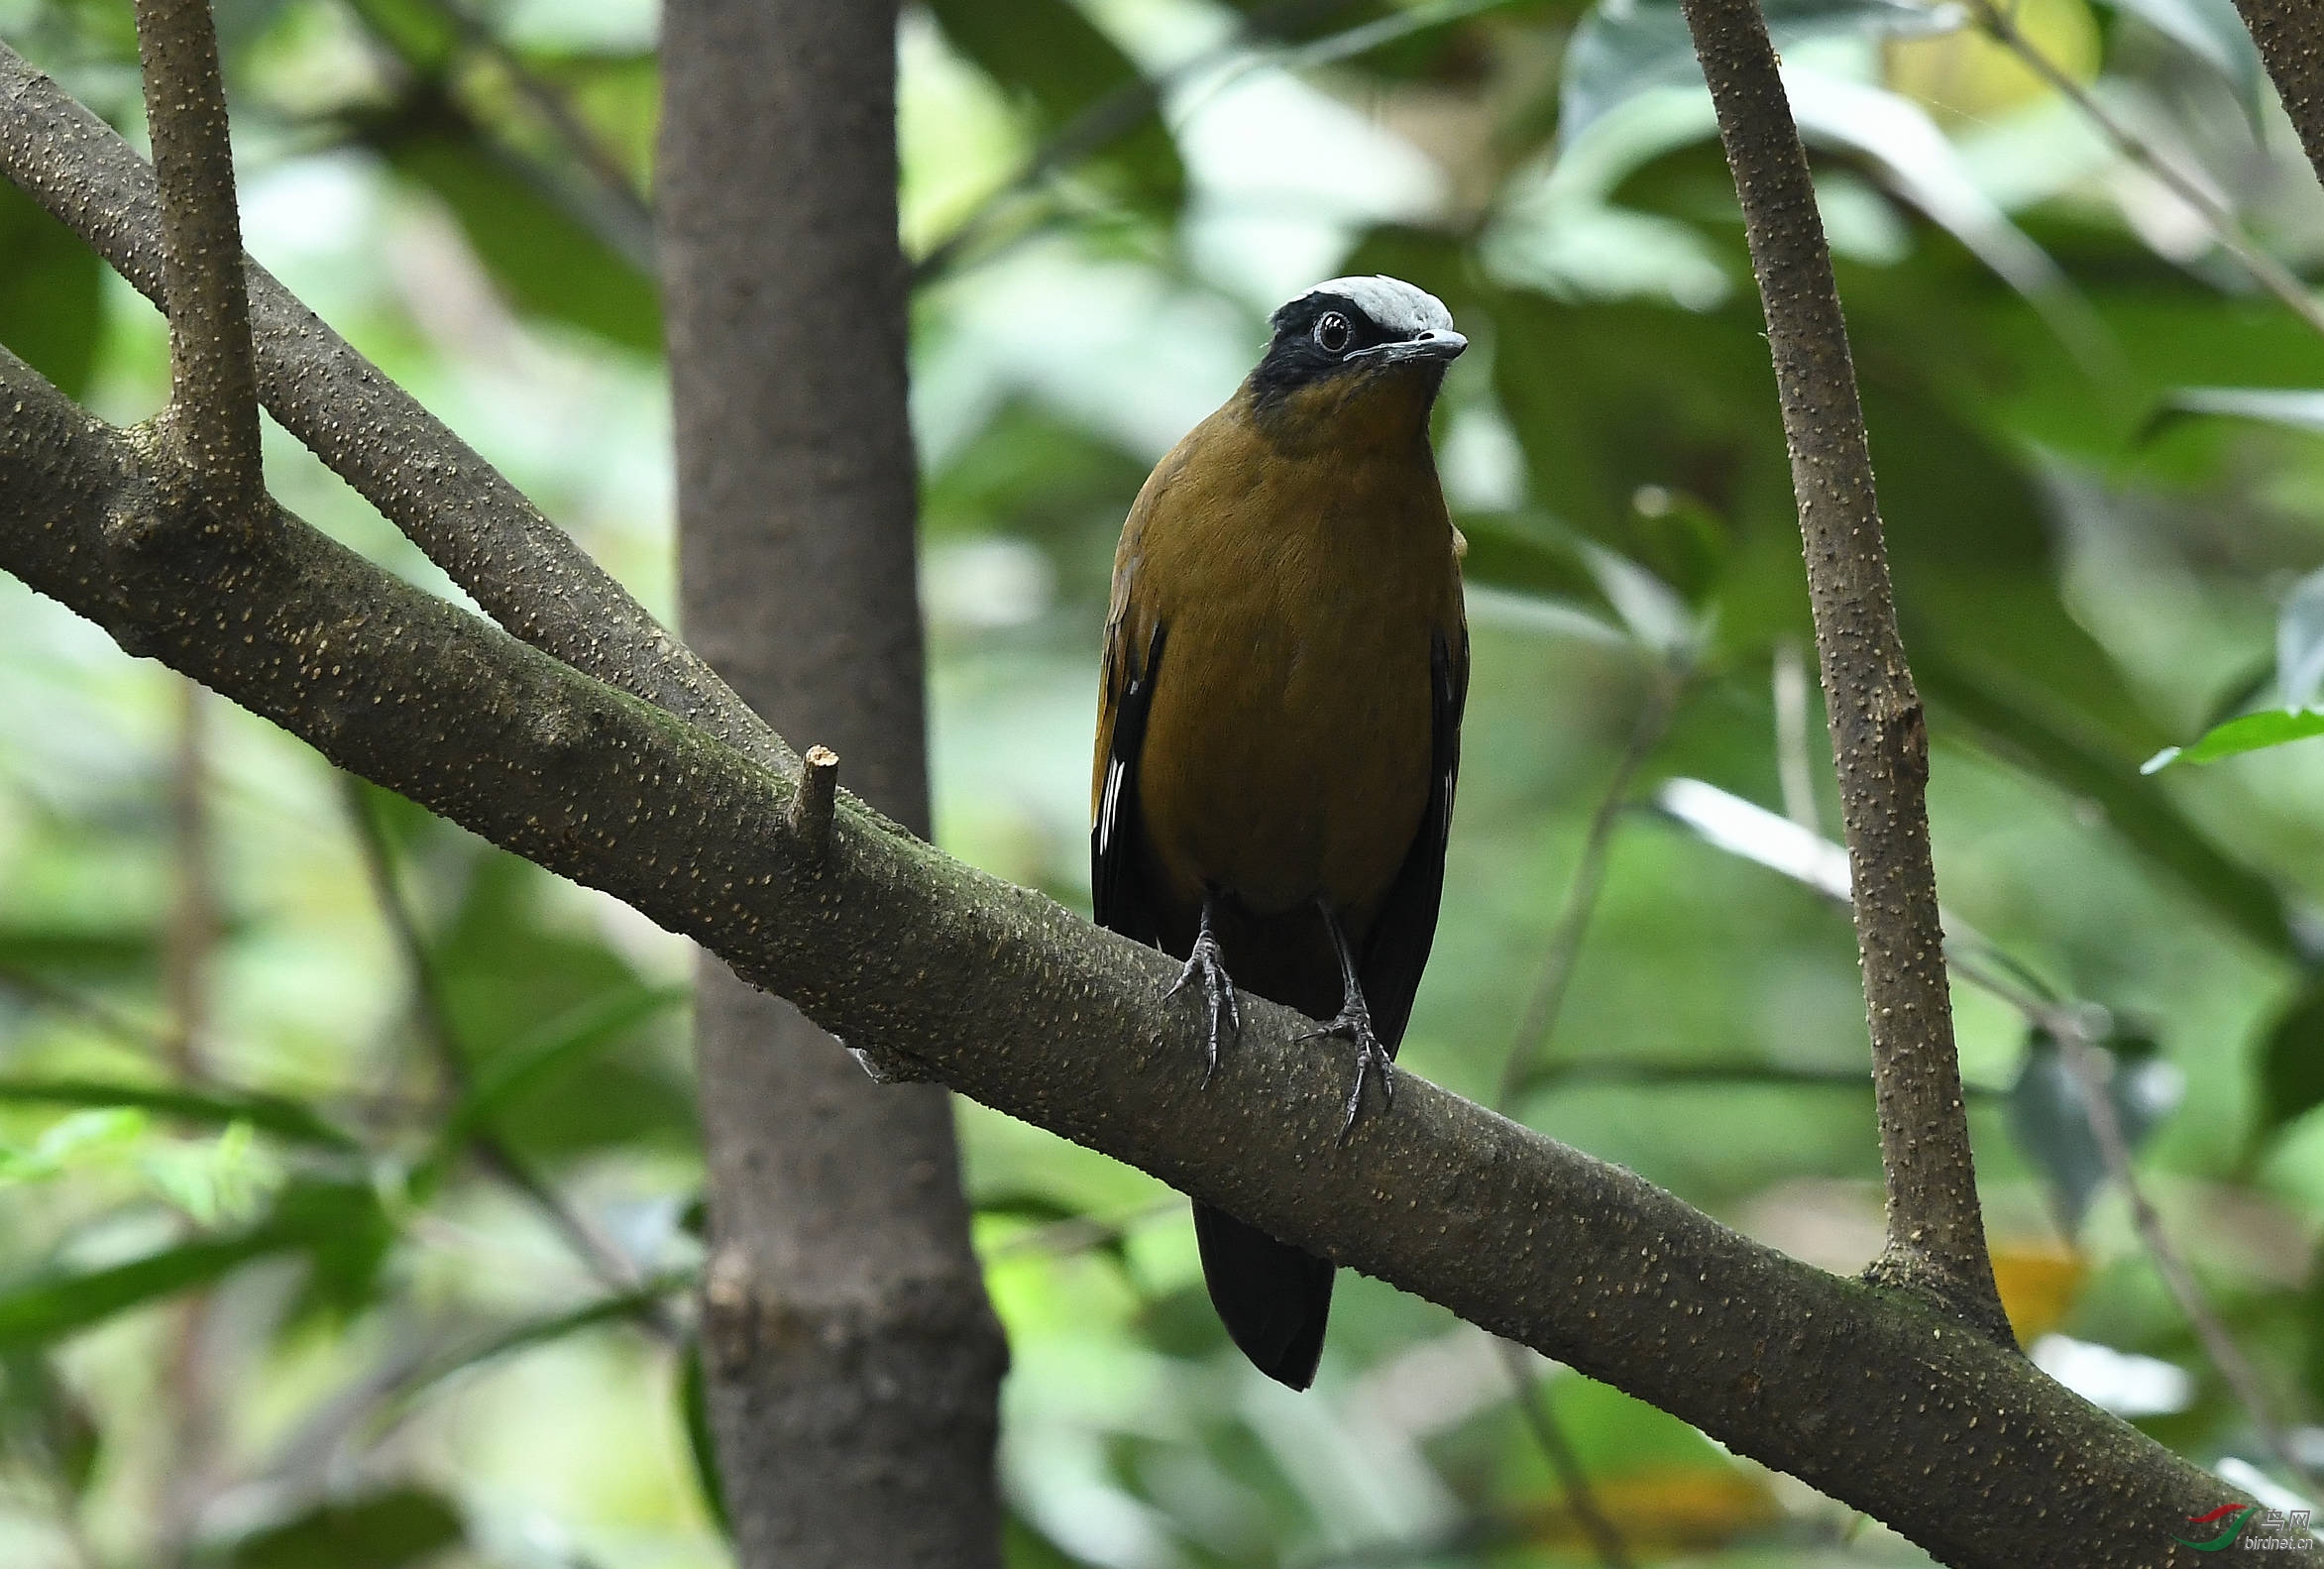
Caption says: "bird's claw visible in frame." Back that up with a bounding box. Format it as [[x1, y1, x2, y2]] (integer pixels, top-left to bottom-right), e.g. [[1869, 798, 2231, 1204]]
[[1301, 1001, 1394, 1144], [1163, 930, 1240, 1085]]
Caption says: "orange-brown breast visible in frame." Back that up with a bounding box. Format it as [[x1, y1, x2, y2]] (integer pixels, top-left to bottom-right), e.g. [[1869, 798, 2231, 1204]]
[[1098, 387, 1464, 941]]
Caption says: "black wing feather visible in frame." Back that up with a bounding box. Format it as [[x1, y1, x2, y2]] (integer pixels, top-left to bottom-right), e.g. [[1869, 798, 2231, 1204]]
[[1092, 619, 1165, 945], [1360, 625, 1469, 1052]]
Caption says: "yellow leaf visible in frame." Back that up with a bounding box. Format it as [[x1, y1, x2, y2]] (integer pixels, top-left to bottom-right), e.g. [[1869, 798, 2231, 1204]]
[[1884, 0, 2101, 126], [1523, 1468, 1781, 1553], [1992, 1240, 2085, 1345]]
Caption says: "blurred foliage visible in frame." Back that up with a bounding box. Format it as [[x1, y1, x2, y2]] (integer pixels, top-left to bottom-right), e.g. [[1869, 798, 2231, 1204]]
[[7, 0, 2324, 1562]]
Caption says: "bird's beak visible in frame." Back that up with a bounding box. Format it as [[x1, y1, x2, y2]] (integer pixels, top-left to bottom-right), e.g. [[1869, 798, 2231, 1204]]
[[1378, 330, 1467, 364]]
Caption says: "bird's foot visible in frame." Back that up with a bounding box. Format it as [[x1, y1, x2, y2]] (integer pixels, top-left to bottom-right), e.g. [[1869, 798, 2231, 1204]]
[[1163, 928, 1240, 1085], [1302, 997, 1394, 1145]]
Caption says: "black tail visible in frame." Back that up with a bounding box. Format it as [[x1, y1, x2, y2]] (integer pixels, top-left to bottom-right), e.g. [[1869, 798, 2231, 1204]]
[[1192, 1199, 1334, 1390]]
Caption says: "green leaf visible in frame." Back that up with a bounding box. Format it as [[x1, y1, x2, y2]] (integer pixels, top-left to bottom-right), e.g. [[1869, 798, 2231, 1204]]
[[0, 1227, 294, 1349], [274, 1179, 398, 1326], [341, 0, 461, 71], [223, 1488, 465, 1569], [0, 1076, 359, 1152], [383, 128, 660, 355], [0, 923, 159, 979], [2143, 709, 2324, 773], [0, 1177, 396, 1349], [422, 851, 693, 1162], [1560, 0, 1958, 143], [1213, 0, 1395, 46], [1871, 382, 2166, 750], [395, 1275, 691, 1412], [0, 181, 103, 398], [138, 1121, 279, 1229], [1913, 645, 2295, 956], [0, 1108, 145, 1185], [681, 1337, 729, 1535], [1456, 512, 1614, 612], [0, 1352, 99, 1496], [924, 0, 1183, 208], [2152, 386, 2324, 437], [414, 983, 686, 1193], [2255, 979, 2324, 1146], [2099, 0, 2266, 123], [2007, 1027, 2182, 1235]]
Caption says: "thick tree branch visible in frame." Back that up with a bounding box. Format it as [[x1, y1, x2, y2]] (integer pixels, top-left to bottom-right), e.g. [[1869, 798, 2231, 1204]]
[[0, 46, 791, 778], [2234, 0, 2324, 190], [1680, 0, 2005, 1337], [0, 346, 2241, 1569], [130, 0, 262, 504]]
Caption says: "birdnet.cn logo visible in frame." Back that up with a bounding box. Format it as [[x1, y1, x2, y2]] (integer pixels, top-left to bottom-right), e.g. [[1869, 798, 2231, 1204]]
[[2174, 1505, 2319, 1553]]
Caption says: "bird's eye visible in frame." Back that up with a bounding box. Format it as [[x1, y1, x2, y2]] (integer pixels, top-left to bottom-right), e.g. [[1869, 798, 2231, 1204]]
[[1313, 311, 1352, 355]]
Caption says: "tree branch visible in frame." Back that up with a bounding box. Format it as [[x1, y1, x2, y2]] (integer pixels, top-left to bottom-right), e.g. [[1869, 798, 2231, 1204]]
[[2233, 0, 2324, 191], [130, 0, 262, 504], [0, 344, 2244, 1569], [1679, 0, 2006, 1338], [0, 46, 790, 777]]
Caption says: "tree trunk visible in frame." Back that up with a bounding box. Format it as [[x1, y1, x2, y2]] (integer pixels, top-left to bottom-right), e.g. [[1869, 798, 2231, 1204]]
[[656, 2, 1008, 1563]]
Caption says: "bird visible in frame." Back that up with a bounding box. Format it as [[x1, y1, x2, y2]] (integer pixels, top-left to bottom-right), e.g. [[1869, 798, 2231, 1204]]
[[1090, 275, 1469, 1390]]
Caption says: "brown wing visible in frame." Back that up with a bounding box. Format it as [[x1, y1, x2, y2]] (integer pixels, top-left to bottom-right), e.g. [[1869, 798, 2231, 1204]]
[[1359, 621, 1468, 1051]]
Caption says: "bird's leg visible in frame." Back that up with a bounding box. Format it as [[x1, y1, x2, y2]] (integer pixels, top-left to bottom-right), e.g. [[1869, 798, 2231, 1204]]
[[1300, 901, 1393, 1144], [1163, 889, 1240, 1085]]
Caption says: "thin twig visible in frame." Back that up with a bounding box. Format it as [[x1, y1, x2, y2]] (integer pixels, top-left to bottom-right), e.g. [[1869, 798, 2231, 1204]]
[[912, 0, 1364, 284], [1489, 666, 1681, 1569], [434, 0, 652, 249], [338, 776, 679, 1341], [1498, 667, 1684, 1108], [1494, 1341, 1635, 1569], [1971, 0, 2324, 342], [0, 964, 164, 1054], [348, 0, 654, 271], [158, 676, 222, 1566], [1681, 0, 2006, 1338], [131, 0, 263, 504], [2049, 1010, 2314, 1487], [162, 679, 214, 1075]]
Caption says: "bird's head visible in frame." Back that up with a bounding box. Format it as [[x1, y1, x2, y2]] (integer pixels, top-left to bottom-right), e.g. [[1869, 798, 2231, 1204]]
[[1244, 276, 1466, 451]]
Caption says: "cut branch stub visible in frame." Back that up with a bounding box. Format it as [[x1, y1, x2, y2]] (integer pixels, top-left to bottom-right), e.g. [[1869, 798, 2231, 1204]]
[[1678, 0, 2007, 1339], [788, 744, 839, 862], [130, 0, 262, 507]]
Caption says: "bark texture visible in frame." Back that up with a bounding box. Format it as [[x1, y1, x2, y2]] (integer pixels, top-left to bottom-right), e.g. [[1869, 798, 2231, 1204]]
[[1680, 0, 2006, 1336], [0, 347, 2246, 1568], [2235, 0, 2324, 187], [655, 1, 1008, 1564]]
